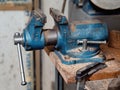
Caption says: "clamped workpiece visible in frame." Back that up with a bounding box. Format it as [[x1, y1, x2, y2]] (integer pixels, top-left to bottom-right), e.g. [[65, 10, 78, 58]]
[[14, 8, 108, 85]]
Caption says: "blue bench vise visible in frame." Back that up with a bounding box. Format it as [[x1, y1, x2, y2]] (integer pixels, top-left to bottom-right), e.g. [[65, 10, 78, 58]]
[[14, 8, 108, 64], [14, 8, 108, 85]]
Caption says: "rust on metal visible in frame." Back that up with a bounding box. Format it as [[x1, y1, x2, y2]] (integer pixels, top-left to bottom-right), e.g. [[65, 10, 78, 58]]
[[70, 20, 102, 32]]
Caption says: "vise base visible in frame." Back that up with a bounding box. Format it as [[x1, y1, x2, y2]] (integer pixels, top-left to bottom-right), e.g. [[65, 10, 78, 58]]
[[55, 50, 105, 65]]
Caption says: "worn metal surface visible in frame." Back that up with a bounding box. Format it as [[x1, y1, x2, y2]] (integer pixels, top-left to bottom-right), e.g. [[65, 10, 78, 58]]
[[21, 10, 46, 50], [44, 29, 58, 46]]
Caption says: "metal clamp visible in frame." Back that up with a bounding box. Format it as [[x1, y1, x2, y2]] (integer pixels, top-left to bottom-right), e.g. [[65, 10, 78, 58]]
[[14, 32, 27, 86]]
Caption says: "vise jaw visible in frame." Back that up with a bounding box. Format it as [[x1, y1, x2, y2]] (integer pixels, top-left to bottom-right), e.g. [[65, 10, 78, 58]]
[[14, 9, 46, 51]]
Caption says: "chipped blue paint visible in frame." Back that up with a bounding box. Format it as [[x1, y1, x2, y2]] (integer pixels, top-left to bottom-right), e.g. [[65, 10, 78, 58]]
[[21, 9, 108, 64], [23, 14, 46, 51]]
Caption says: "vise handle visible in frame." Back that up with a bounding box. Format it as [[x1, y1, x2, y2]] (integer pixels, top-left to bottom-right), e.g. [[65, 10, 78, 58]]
[[50, 8, 68, 24], [14, 32, 27, 86]]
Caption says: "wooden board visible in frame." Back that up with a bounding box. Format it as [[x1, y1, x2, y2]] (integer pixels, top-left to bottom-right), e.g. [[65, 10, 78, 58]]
[[108, 30, 120, 49], [34, 50, 41, 90], [34, 0, 40, 9], [0, 0, 32, 10], [86, 78, 113, 90], [49, 44, 120, 84]]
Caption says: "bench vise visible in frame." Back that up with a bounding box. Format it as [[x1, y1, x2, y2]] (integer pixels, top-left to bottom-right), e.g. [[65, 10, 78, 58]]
[[14, 8, 108, 85]]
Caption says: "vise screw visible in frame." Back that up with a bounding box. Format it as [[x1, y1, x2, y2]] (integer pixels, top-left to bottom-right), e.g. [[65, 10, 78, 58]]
[[14, 8, 108, 85]]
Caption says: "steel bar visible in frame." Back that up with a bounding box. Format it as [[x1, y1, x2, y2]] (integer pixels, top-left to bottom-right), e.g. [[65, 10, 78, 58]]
[[17, 43, 27, 85]]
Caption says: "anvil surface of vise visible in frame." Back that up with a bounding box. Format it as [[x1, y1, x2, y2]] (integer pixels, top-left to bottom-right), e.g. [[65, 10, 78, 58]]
[[14, 9, 108, 65]]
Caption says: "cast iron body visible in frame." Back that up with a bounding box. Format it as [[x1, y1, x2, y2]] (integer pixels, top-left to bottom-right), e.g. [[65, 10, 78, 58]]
[[14, 8, 108, 65], [18, 8, 108, 64]]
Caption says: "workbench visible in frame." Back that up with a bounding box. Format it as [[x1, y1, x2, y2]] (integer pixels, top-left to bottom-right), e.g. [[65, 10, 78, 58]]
[[46, 44, 120, 84]]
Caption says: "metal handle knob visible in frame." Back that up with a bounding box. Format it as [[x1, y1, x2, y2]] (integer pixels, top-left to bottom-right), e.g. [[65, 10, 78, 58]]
[[14, 32, 27, 86]]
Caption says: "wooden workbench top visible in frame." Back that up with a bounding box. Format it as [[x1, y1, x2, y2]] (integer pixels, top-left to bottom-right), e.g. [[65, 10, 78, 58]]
[[48, 45, 120, 84]]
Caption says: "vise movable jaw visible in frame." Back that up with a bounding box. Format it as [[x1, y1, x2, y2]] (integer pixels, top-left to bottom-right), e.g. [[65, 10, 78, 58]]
[[14, 10, 57, 51], [14, 8, 108, 85], [14, 9, 58, 85]]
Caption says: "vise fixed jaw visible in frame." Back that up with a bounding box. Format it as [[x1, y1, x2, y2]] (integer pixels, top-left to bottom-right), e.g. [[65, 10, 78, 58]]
[[50, 8, 68, 24]]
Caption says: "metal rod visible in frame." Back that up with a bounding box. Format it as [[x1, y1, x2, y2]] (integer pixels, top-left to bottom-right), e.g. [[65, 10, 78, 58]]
[[82, 39, 87, 50], [76, 80, 85, 90], [76, 82, 80, 90], [56, 70, 64, 90], [77, 40, 106, 44], [17, 43, 27, 85]]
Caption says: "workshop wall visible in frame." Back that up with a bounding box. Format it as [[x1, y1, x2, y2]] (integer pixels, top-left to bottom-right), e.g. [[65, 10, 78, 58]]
[[0, 11, 34, 90]]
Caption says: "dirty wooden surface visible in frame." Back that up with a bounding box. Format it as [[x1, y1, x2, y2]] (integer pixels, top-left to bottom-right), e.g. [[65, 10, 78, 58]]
[[0, 4, 32, 10], [48, 44, 120, 84], [108, 30, 120, 49], [0, 1, 32, 10]]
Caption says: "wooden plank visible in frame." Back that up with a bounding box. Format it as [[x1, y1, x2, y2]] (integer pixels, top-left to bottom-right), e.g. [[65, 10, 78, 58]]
[[34, 0, 40, 9], [49, 44, 120, 84], [33, 0, 41, 89], [0, 0, 32, 10], [108, 30, 120, 49], [34, 50, 41, 90], [86, 79, 113, 90]]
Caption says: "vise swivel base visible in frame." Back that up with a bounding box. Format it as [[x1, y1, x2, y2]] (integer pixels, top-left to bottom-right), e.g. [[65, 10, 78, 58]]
[[13, 8, 108, 85]]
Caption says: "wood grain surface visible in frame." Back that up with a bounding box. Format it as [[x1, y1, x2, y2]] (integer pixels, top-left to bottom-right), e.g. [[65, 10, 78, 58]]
[[49, 44, 120, 84], [108, 30, 120, 49], [0, 0, 32, 10]]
